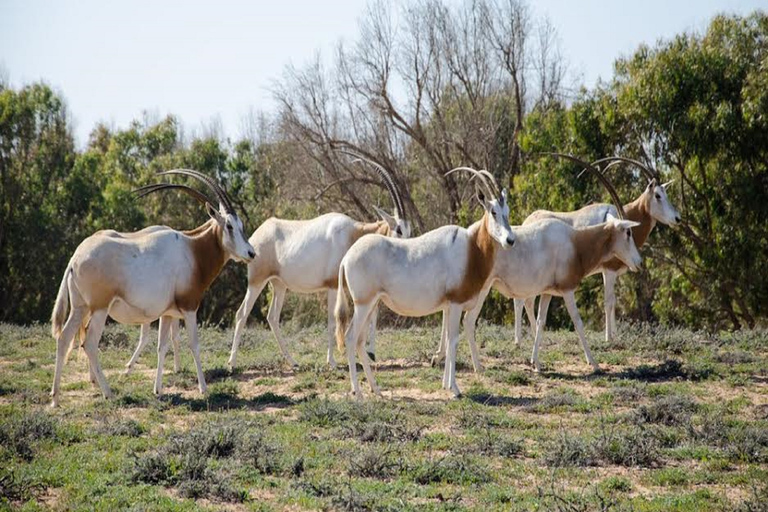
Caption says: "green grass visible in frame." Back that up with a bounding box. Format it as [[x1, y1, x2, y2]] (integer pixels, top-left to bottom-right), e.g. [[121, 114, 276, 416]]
[[0, 321, 767, 510]]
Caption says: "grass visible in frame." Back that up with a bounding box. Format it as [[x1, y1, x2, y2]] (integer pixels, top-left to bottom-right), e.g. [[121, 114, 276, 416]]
[[0, 321, 767, 510]]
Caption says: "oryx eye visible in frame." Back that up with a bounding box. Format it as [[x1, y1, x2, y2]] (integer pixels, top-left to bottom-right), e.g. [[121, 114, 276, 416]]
[[396, 227, 402, 236], [226, 222, 233, 231], [655, 193, 661, 200], [626, 229, 631, 238]]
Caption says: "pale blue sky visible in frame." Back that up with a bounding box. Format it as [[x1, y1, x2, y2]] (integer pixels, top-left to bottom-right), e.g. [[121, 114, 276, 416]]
[[1, 0, 764, 146]]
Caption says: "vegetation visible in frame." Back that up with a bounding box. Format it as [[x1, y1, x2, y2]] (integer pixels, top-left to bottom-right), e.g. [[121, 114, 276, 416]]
[[1, 321, 767, 510]]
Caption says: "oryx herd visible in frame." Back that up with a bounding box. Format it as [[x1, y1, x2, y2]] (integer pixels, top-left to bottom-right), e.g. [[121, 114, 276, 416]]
[[49, 152, 679, 406]]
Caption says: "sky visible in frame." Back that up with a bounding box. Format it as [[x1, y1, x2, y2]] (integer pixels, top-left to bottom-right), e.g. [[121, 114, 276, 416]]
[[1, 0, 764, 146]]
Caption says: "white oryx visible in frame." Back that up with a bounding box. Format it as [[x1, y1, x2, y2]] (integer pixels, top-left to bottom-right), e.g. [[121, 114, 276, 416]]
[[227, 152, 411, 370], [50, 170, 255, 407], [516, 154, 680, 343], [435, 156, 643, 374], [335, 168, 514, 398]]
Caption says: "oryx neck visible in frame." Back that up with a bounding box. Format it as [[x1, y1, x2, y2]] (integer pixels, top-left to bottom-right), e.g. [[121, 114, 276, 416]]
[[623, 194, 655, 248], [175, 221, 228, 311]]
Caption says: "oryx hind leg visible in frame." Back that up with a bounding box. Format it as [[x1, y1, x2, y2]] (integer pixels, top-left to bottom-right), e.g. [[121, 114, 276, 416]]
[[51, 306, 86, 407], [229, 279, 267, 370], [355, 304, 382, 397], [125, 322, 152, 374], [344, 301, 376, 399], [81, 309, 111, 400], [430, 308, 449, 367], [563, 291, 599, 371], [266, 281, 298, 368], [530, 295, 552, 372]]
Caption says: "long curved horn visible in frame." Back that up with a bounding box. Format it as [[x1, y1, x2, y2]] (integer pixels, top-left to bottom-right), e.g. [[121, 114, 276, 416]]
[[445, 166, 497, 202], [476, 169, 501, 197], [543, 153, 626, 219], [133, 183, 215, 206], [590, 156, 658, 182], [576, 159, 625, 179], [338, 150, 406, 220], [158, 169, 235, 213]]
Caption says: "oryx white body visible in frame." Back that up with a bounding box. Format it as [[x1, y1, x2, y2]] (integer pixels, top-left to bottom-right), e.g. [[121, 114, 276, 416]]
[[336, 181, 514, 398], [440, 215, 642, 373], [228, 211, 409, 369], [516, 179, 679, 342], [50, 172, 255, 407]]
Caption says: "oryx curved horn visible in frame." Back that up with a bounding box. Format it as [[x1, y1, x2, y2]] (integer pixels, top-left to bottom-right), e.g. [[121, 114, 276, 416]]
[[543, 153, 626, 219], [590, 156, 659, 182], [158, 169, 236, 213], [339, 150, 407, 220], [133, 183, 215, 206], [445, 167, 498, 202]]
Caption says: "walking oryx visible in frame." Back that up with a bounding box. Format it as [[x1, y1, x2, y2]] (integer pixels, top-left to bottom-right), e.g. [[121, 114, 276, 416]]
[[50, 170, 254, 406], [436, 156, 643, 374], [515, 154, 680, 343], [335, 168, 514, 398], [227, 153, 411, 370]]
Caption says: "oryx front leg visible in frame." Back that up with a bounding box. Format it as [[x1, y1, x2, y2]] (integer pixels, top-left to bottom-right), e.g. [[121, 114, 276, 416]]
[[266, 281, 298, 368], [441, 306, 463, 397], [170, 319, 182, 373], [125, 322, 152, 374], [563, 291, 599, 371], [430, 308, 449, 367], [603, 271, 617, 342], [513, 298, 525, 345], [229, 280, 266, 370], [153, 317, 172, 396], [183, 311, 207, 395], [463, 302, 484, 373], [530, 294, 552, 372]]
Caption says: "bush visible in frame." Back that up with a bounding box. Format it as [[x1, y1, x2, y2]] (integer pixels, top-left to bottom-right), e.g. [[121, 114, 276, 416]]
[[349, 446, 401, 479], [410, 455, 491, 485], [0, 410, 60, 461], [632, 395, 698, 426]]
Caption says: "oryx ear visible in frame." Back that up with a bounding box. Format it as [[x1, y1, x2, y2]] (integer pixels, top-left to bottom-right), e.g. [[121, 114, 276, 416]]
[[206, 202, 223, 223], [661, 179, 675, 189], [618, 219, 641, 229], [372, 205, 397, 229], [500, 188, 508, 204], [606, 212, 619, 225]]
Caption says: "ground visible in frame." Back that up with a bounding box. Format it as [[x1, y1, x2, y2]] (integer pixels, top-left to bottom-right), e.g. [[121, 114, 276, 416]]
[[0, 320, 767, 511]]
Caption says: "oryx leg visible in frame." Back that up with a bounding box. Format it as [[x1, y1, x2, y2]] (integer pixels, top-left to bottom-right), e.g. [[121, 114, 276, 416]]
[[524, 297, 537, 336], [514, 298, 525, 345], [430, 308, 449, 367], [356, 305, 382, 397], [51, 306, 86, 407], [266, 281, 298, 368], [326, 288, 338, 369], [344, 301, 377, 399], [229, 280, 267, 369], [184, 311, 206, 395], [603, 271, 617, 342], [125, 322, 152, 374], [81, 309, 111, 400], [563, 290, 599, 371], [463, 285, 491, 373], [153, 316, 172, 396], [530, 294, 552, 372], [170, 319, 182, 373], [363, 306, 379, 362], [442, 305, 463, 397]]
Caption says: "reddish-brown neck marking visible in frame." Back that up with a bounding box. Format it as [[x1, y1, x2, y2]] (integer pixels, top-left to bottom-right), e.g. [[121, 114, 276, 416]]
[[446, 213, 497, 304], [557, 224, 616, 291], [623, 192, 655, 248], [176, 220, 228, 311]]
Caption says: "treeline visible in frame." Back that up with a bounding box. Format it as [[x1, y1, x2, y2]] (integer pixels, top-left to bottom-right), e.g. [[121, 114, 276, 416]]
[[1, 3, 766, 331]]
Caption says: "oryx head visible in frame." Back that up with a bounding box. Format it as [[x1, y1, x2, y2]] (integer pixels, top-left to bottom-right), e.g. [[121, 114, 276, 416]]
[[590, 156, 681, 227], [605, 213, 642, 271], [446, 167, 515, 248], [339, 150, 412, 239], [645, 179, 681, 226], [135, 169, 255, 263]]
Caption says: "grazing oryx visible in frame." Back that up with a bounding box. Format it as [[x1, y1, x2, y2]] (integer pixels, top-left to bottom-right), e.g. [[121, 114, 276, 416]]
[[227, 153, 411, 370], [50, 170, 255, 406], [335, 168, 514, 398], [516, 154, 680, 342], [440, 156, 643, 373]]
